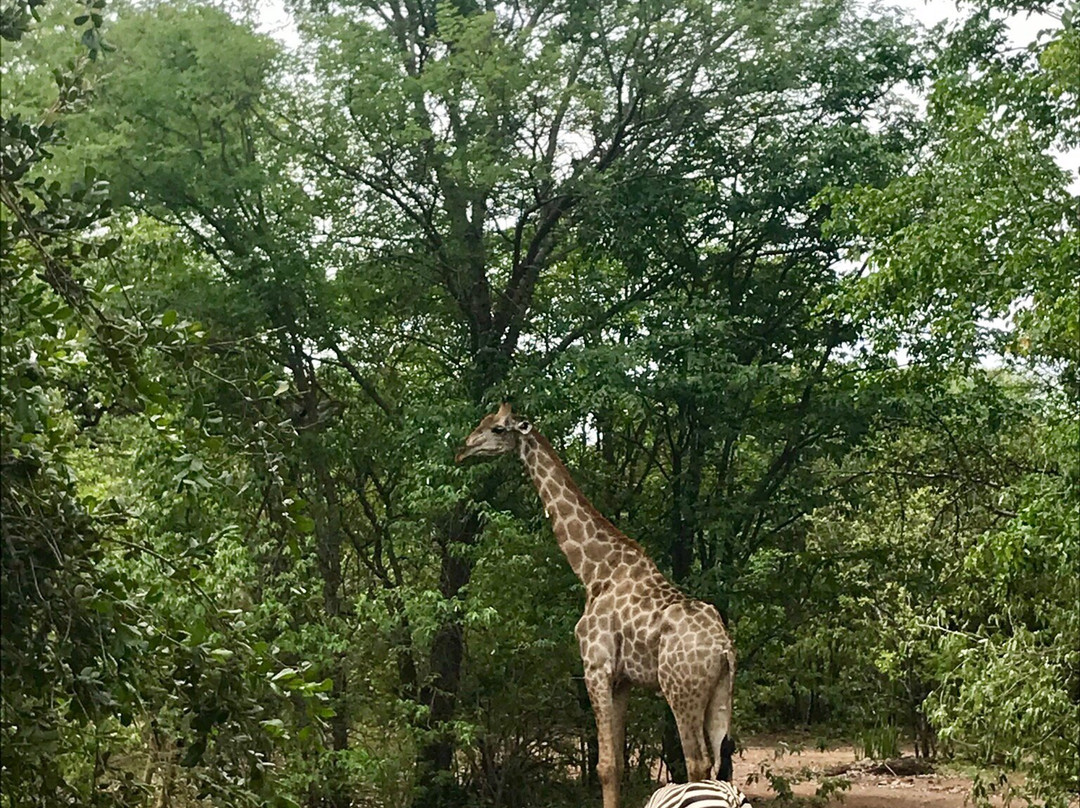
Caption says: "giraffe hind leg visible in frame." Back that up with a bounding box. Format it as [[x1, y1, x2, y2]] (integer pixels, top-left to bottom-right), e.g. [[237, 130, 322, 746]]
[[672, 707, 710, 782], [659, 665, 710, 781], [658, 611, 713, 782]]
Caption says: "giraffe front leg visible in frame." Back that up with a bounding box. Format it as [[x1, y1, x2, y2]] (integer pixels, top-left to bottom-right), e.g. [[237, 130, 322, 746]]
[[585, 666, 620, 808], [611, 680, 631, 787]]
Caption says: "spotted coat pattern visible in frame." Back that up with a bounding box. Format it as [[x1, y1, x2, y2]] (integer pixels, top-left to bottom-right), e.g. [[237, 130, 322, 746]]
[[458, 405, 737, 808]]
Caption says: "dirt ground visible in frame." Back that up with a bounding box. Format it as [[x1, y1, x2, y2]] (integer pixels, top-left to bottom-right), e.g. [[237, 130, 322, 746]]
[[734, 738, 988, 807]]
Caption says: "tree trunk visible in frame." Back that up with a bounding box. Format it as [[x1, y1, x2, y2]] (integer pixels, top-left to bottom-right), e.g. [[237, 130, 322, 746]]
[[670, 444, 692, 584], [415, 498, 482, 805], [312, 456, 352, 808], [411, 269, 510, 801]]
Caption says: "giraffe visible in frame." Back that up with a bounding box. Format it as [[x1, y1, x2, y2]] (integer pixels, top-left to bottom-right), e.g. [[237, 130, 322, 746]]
[[457, 403, 736, 808]]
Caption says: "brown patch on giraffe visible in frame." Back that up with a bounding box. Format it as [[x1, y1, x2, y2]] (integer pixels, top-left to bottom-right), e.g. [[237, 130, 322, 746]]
[[585, 540, 608, 562], [554, 498, 577, 520]]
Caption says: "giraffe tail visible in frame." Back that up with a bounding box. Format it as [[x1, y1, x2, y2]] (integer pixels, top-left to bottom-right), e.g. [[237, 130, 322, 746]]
[[706, 649, 736, 781], [717, 735, 735, 782]]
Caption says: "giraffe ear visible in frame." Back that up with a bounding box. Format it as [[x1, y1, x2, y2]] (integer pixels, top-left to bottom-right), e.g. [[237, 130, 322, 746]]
[[514, 419, 532, 434]]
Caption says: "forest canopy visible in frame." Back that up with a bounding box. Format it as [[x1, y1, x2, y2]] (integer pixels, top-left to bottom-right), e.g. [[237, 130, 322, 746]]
[[1, 0, 1077, 807]]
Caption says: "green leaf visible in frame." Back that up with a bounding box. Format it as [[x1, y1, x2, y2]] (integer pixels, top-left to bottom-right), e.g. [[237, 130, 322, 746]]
[[97, 237, 121, 257]]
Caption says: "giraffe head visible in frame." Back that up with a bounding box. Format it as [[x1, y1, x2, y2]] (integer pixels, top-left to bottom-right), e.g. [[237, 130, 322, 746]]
[[456, 402, 533, 463]]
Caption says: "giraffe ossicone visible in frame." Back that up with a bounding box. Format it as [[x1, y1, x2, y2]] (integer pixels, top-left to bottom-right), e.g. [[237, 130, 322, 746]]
[[458, 403, 737, 808]]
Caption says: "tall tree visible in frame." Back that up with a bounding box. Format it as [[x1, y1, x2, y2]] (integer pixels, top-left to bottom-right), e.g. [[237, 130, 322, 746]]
[[825, 2, 1079, 802], [286, 0, 921, 795], [68, 0, 922, 802], [1, 4, 331, 805]]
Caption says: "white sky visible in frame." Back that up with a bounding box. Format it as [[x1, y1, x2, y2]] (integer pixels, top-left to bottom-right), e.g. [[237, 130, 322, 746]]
[[255, 0, 1060, 52], [897, 0, 1054, 38]]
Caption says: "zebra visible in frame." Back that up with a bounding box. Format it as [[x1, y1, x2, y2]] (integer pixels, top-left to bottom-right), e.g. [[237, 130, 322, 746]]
[[642, 780, 752, 808]]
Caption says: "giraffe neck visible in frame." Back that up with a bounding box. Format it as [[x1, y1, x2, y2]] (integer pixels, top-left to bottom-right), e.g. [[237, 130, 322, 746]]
[[517, 431, 650, 589]]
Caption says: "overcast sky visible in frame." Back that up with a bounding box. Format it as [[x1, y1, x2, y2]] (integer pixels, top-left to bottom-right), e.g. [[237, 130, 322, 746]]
[[255, 1, 1060, 53]]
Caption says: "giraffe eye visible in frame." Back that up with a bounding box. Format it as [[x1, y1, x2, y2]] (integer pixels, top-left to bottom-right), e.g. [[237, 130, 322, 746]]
[[491, 426, 506, 434]]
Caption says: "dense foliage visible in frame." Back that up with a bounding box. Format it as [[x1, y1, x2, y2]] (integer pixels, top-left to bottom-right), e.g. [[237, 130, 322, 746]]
[[1, 1, 1076, 807]]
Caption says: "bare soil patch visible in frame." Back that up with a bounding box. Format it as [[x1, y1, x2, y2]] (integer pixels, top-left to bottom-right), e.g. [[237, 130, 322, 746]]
[[735, 738, 982, 808]]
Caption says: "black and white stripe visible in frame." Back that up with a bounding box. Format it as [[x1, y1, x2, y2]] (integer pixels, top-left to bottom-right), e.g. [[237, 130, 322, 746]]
[[642, 779, 752, 808]]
